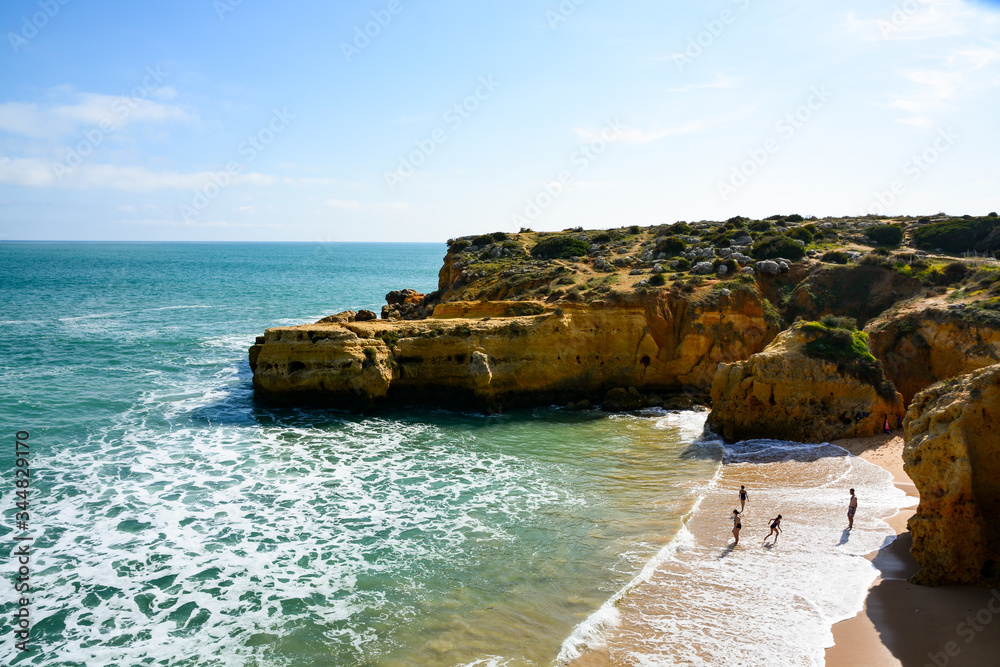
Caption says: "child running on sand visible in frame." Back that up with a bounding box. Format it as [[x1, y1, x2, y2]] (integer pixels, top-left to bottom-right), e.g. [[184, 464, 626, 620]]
[[763, 515, 782, 544], [732, 509, 742, 545]]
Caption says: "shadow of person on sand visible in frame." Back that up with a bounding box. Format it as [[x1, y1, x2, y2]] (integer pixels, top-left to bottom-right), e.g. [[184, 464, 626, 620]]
[[763, 542, 775, 550], [718, 544, 737, 558], [837, 528, 851, 545]]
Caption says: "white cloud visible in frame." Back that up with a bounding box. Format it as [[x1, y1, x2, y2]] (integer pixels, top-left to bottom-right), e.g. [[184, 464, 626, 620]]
[[890, 44, 1000, 124], [325, 199, 363, 210], [0, 89, 192, 139], [665, 73, 742, 93], [845, 0, 974, 42], [0, 156, 280, 191], [324, 199, 410, 212]]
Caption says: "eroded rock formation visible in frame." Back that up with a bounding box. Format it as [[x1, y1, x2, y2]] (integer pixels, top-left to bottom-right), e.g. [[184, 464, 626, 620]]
[[707, 323, 904, 442], [867, 307, 1000, 405], [250, 289, 779, 410], [904, 363, 1000, 586]]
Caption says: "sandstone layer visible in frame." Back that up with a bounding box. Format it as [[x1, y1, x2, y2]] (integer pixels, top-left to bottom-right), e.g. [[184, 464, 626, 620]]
[[250, 289, 778, 410], [903, 363, 1000, 586], [867, 307, 1000, 405], [707, 323, 904, 443]]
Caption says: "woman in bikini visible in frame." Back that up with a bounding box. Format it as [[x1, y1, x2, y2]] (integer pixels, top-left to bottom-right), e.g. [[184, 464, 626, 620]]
[[763, 514, 782, 544], [732, 509, 742, 545]]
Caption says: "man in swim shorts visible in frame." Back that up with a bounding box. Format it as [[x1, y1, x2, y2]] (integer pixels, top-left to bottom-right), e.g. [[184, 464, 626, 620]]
[[847, 489, 857, 529]]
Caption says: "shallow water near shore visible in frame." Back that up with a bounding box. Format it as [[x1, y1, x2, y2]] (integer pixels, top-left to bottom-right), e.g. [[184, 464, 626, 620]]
[[0, 243, 717, 666], [1, 242, 914, 666]]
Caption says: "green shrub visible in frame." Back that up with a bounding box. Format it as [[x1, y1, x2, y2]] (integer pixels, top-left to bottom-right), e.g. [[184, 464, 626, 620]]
[[671, 222, 693, 234], [451, 240, 471, 251], [800, 321, 895, 398], [674, 257, 691, 271], [989, 212, 998, 218], [649, 273, 666, 286], [912, 217, 1000, 253], [819, 314, 858, 330], [531, 236, 590, 259], [749, 220, 772, 232], [918, 217, 930, 224], [628, 225, 641, 234], [726, 216, 747, 227], [472, 234, 494, 247], [563, 226, 584, 233], [766, 214, 784, 221], [519, 227, 533, 233], [657, 237, 686, 255], [865, 224, 904, 246], [786, 227, 814, 243], [491, 231, 509, 241], [591, 232, 612, 244], [821, 250, 850, 264], [751, 235, 806, 261], [786, 214, 804, 223]]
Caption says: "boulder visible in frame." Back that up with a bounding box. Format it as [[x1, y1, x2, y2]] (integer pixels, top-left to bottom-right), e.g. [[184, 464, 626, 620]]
[[602, 387, 644, 412], [316, 310, 356, 324], [755, 260, 780, 275], [904, 363, 1000, 586], [355, 310, 378, 322], [707, 323, 903, 442], [692, 261, 715, 275]]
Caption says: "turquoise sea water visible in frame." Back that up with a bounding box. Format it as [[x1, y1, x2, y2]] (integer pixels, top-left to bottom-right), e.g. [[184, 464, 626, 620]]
[[0, 243, 720, 666], [0, 242, 914, 666]]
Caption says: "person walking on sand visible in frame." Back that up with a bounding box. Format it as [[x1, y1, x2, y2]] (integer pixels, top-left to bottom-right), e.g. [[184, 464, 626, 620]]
[[732, 509, 742, 545], [847, 489, 858, 529], [763, 515, 782, 544], [883, 414, 891, 434], [739, 485, 749, 512]]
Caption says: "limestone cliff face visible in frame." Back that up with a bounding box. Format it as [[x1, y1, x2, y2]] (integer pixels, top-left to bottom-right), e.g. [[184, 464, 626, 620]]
[[707, 324, 904, 443], [903, 363, 1000, 586], [250, 289, 778, 410], [868, 308, 1000, 405]]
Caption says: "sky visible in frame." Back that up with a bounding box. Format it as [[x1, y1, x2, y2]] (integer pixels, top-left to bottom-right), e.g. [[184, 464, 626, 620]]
[[1, 0, 999, 242]]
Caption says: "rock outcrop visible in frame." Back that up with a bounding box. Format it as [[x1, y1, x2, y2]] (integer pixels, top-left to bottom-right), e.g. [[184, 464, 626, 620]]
[[903, 363, 1000, 586], [707, 322, 904, 442], [867, 307, 1000, 405], [250, 289, 779, 410]]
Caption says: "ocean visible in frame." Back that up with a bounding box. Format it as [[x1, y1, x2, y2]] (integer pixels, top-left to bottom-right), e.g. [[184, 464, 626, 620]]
[[0, 242, 912, 666]]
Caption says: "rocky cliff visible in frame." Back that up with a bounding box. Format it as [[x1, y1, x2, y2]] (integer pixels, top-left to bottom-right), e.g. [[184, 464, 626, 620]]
[[707, 321, 904, 443], [903, 363, 1000, 586], [867, 306, 1000, 405], [250, 288, 778, 410]]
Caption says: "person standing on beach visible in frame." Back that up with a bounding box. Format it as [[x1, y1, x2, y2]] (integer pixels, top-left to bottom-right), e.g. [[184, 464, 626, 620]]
[[763, 515, 782, 544], [883, 414, 891, 434], [847, 489, 858, 529], [732, 509, 742, 545], [739, 485, 749, 511]]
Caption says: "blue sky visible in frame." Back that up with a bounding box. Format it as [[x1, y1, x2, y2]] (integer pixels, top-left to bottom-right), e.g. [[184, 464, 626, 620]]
[[1, 0, 998, 241]]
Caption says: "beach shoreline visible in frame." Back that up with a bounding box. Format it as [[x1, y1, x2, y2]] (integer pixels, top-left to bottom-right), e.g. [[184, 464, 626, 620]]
[[826, 434, 1000, 667]]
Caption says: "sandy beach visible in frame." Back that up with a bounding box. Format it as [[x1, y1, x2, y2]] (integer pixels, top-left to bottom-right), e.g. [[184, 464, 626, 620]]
[[826, 434, 1000, 667]]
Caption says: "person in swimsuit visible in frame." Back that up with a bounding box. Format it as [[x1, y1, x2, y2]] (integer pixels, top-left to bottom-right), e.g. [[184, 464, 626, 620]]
[[732, 509, 742, 545], [739, 485, 749, 511], [848, 489, 858, 529], [763, 515, 782, 544]]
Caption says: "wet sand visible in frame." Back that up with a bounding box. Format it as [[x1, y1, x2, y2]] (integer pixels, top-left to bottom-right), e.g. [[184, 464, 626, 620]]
[[826, 434, 1000, 667]]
